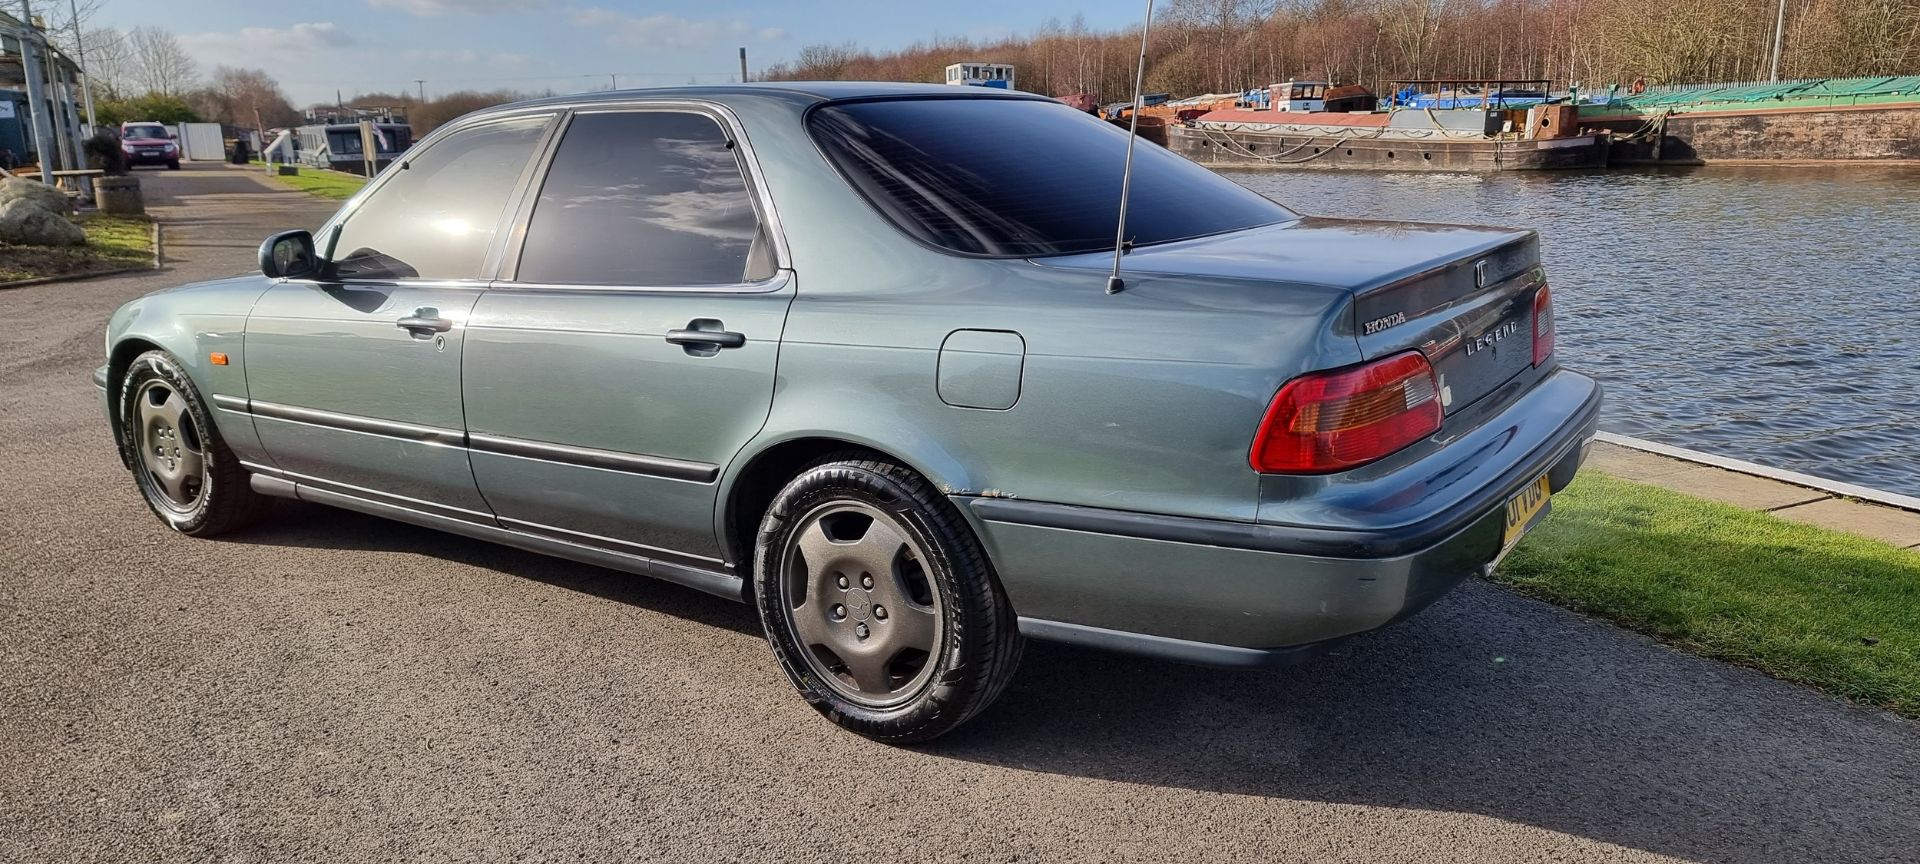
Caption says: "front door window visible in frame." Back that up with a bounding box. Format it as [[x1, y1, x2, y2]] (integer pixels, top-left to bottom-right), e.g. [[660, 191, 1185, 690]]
[[330, 115, 552, 281]]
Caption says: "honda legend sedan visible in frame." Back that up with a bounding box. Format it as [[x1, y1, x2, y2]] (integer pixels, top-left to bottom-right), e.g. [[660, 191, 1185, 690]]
[[97, 83, 1601, 742]]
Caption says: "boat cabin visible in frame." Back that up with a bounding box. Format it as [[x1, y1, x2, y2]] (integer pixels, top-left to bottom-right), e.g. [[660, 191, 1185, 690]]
[[945, 62, 1016, 90], [1270, 81, 1329, 112], [296, 122, 413, 176]]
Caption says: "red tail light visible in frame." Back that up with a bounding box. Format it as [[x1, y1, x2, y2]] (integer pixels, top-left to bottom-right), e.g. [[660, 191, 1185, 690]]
[[1250, 351, 1442, 474], [1532, 284, 1555, 366]]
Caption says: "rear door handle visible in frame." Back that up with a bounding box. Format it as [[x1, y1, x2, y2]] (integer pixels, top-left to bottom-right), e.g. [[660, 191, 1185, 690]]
[[666, 328, 745, 350], [396, 314, 453, 334]]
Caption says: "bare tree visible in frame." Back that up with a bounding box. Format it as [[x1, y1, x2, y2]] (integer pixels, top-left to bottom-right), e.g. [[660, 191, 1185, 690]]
[[190, 66, 301, 129], [41, 0, 106, 51], [793, 42, 863, 79], [79, 26, 135, 101], [129, 26, 197, 96]]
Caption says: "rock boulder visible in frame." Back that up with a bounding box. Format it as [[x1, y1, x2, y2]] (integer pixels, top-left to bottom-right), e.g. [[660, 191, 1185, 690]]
[[0, 197, 87, 246], [0, 176, 71, 215]]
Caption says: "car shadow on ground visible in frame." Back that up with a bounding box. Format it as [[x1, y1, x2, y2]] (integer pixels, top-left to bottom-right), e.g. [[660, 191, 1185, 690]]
[[222, 501, 762, 640], [226, 503, 1917, 864]]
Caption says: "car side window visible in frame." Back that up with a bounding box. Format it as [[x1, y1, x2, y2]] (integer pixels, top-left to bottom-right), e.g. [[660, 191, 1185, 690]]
[[329, 114, 552, 281], [516, 110, 774, 287]]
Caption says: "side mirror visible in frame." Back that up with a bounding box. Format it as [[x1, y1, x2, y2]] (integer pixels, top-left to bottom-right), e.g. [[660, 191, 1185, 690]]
[[259, 229, 319, 279]]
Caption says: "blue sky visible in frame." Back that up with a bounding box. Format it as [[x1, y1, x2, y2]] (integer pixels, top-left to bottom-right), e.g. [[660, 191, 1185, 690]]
[[103, 0, 1138, 105]]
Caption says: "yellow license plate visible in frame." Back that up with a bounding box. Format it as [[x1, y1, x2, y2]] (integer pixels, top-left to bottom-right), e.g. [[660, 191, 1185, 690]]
[[1502, 473, 1553, 548]]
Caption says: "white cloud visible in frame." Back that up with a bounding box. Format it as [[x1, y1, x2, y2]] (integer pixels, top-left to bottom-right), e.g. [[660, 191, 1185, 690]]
[[178, 22, 358, 74], [367, 0, 552, 15], [403, 47, 482, 64], [567, 8, 780, 50]]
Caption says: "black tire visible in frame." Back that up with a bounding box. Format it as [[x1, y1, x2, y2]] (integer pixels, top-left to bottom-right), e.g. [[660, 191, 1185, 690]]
[[166, 160, 180, 170], [118, 349, 263, 537], [754, 455, 1023, 743]]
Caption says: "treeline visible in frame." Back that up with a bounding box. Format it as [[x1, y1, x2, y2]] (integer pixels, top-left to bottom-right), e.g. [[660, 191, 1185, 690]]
[[333, 90, 529, 136], [65, 24, 304, 129], [58, 21, 520, 135], [763, 0, 1920, 99]]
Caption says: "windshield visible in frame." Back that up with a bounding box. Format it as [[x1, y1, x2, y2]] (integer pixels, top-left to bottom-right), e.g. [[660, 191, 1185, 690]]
[[124, 125, 167, 139], [808, 97, 1294, 257]]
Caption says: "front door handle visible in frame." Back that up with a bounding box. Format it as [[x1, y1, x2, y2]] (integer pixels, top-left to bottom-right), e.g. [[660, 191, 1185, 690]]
[[396, 313, 453, 334]]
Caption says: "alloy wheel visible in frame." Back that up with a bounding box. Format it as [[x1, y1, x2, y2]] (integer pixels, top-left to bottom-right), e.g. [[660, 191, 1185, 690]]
[[780, 501, 944, 707], [135, 380, 206, 512]]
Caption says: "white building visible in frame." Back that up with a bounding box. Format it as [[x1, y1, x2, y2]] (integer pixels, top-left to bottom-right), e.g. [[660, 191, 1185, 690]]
[[944, 62, 1016, 90]]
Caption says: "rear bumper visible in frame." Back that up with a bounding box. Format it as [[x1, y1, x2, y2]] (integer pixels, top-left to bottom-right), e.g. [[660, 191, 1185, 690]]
[[968, 368, 1602, 667]]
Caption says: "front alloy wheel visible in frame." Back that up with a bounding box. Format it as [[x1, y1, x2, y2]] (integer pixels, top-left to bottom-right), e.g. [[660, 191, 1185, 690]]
[[135, 379, 207, 513], [119, 349, 263, 536]]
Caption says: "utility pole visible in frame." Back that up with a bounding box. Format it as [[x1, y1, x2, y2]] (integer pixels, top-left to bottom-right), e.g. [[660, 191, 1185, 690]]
[[17, 0, 59, 182], [739, 47, 748, 83], [1767, 0, 1787, 82], [608, 73, 617, 90], [65, 0, 93, 127], [415, 79, 425, 102], [55, 57, 83, 169]]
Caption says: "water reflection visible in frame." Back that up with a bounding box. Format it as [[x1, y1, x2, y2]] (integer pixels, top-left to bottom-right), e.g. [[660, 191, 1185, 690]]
[[1227, 165, 1920, 496]]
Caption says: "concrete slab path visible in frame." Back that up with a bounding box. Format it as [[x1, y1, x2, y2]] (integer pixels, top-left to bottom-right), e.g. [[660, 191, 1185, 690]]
[[1590, 437, 1920, 550]]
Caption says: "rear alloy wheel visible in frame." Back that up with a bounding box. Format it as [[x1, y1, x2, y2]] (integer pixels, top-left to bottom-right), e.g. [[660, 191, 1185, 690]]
[[120, 350, 262, 536], [755, 456, 1022, 742]]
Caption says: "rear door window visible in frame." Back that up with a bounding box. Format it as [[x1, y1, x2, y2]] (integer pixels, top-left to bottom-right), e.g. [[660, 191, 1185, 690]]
[[515, 110, 773, 286], [329, 114, 552, 281], [809, 97, 1294, 257]]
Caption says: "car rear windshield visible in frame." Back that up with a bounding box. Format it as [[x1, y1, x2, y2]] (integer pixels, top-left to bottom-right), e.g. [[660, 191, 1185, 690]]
[[808, 97, 1294, 257]]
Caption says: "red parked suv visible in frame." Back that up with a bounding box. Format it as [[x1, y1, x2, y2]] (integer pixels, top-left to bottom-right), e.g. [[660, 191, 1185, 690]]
[[119, 122, 180, 170]]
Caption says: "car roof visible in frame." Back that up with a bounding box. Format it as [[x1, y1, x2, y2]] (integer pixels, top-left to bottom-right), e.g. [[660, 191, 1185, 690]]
[[495, 81, 1046, 113]]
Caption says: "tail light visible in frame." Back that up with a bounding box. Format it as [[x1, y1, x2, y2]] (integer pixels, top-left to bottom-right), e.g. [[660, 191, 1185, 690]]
[[1250, 351, 1442, 474], [1532, 284, 1555, 366]]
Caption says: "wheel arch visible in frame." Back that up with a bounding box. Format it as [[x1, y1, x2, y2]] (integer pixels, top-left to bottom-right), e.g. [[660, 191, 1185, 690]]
[[105, 336, 167, 468], [716, 433, 973, 575]]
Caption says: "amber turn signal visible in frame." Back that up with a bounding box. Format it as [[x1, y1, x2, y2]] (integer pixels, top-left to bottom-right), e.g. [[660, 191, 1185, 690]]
[[209, 352, 229, 366]]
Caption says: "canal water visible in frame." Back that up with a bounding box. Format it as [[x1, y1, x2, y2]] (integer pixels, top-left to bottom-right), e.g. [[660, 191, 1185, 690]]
[[1225, 166, 1920, 498]]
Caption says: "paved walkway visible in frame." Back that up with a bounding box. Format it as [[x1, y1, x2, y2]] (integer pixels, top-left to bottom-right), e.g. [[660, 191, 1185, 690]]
[[2, 163, 1916, 864], [1590, 438, 1920, 549]]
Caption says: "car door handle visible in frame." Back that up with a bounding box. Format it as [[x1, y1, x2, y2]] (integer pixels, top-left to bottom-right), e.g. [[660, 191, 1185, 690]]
[[665, 329, 745, 349], [396, 314, 453, 334]]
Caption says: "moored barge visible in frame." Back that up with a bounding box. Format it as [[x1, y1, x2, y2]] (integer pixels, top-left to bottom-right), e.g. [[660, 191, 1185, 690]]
[[1168, 79, 1609, 172], [1580, 76, 1920, 165]]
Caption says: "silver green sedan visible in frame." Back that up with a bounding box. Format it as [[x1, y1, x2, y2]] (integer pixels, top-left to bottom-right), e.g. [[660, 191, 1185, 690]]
[[97, 83, 1600, 742]]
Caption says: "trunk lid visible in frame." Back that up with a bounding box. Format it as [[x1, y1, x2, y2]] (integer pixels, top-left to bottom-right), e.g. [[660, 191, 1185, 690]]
[[1033, 216, 1543, 415]]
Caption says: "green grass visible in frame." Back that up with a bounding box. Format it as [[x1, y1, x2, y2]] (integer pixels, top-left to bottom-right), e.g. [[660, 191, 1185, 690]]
[[0, 213, 153, 283], [1498, 471, 1920, 718], [251, 161, 368, 199], [269, 168, 369, 199]]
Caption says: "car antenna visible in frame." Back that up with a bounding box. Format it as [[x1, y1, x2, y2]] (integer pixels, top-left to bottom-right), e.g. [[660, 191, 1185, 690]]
[[1106, 0, 1155, 295]]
